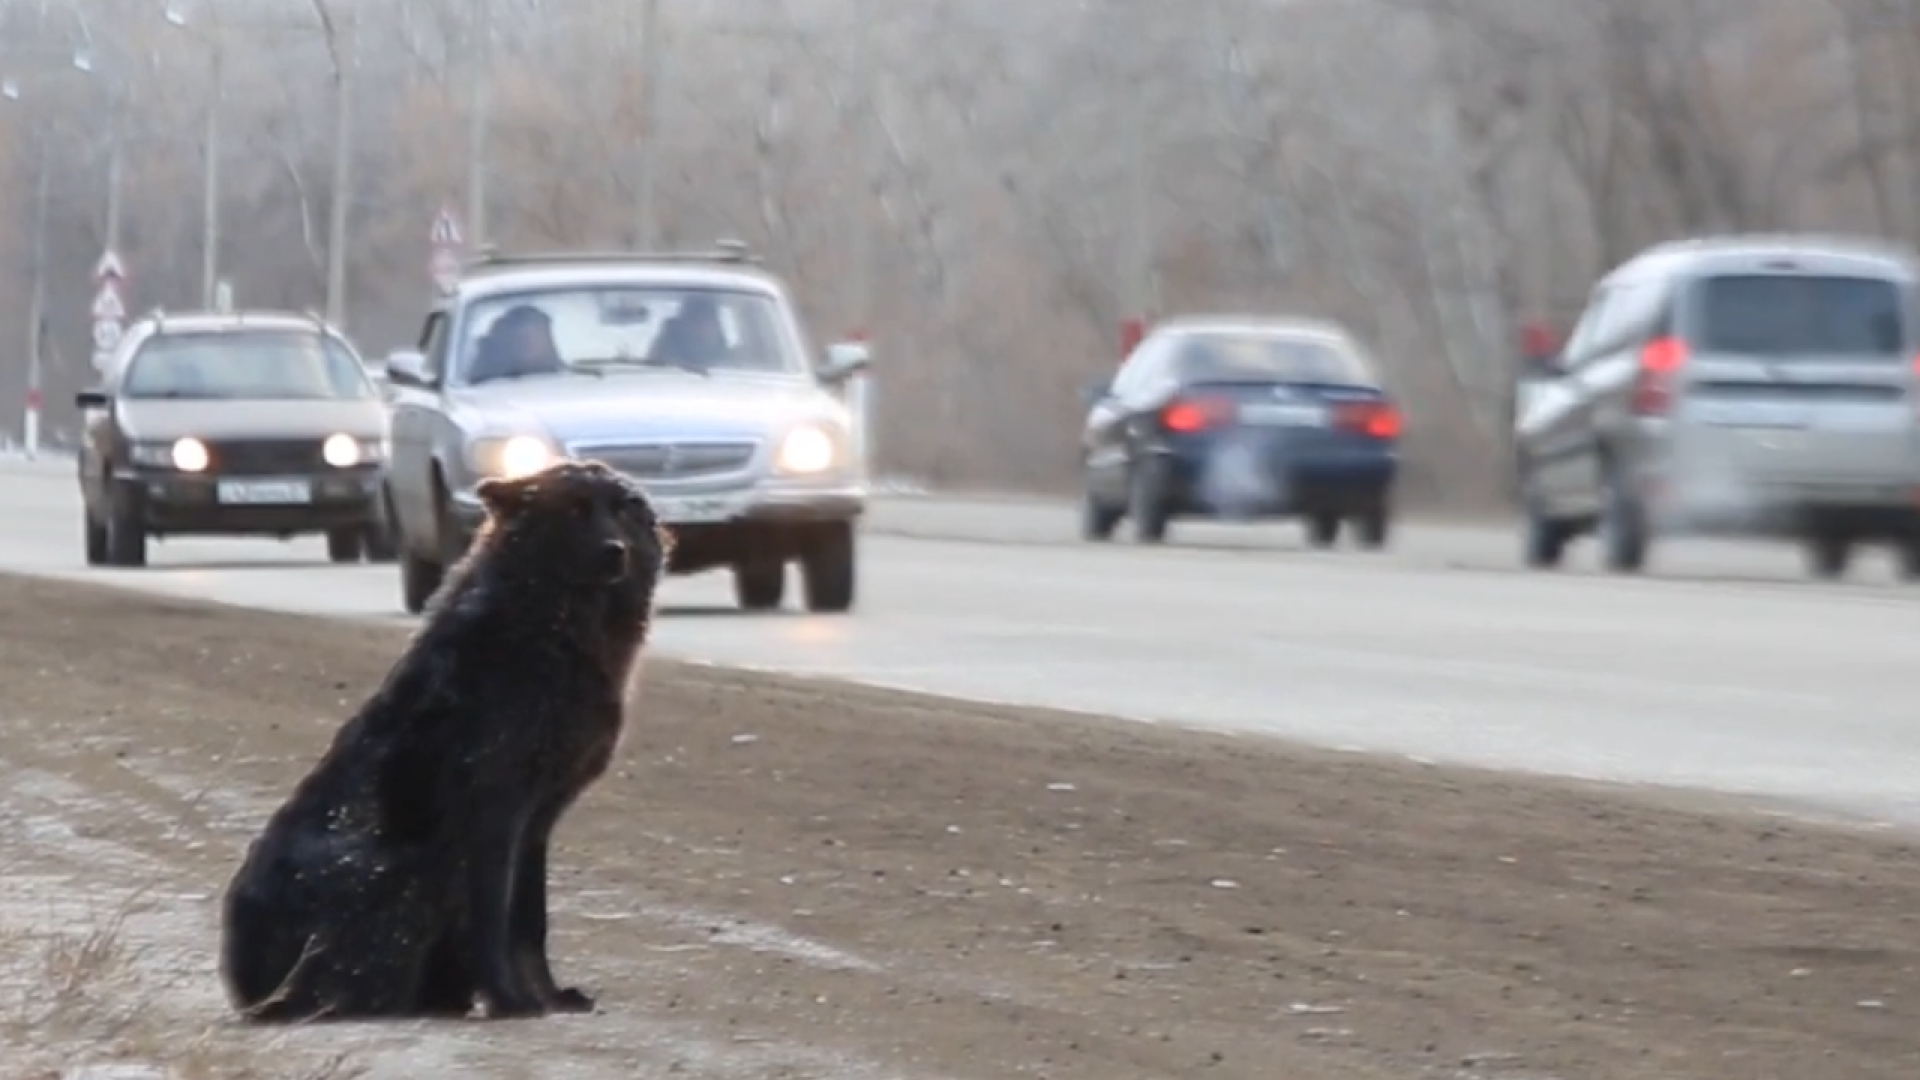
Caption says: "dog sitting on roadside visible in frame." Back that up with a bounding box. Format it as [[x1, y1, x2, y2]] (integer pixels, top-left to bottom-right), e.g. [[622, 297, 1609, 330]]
[[219, 458, 669, 1021]]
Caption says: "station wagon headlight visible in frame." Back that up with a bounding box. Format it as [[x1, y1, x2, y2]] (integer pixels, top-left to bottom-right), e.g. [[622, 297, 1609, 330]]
[[775, 425, 837, 474], [130, 438, 206, 470], [469, 434, 559, 479], [169, 437, 209, 472], [322, 433, 362, 467]]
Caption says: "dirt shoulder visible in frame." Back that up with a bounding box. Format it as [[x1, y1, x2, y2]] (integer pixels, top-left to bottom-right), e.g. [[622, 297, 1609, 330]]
[[0, 572, 1915, 1079]]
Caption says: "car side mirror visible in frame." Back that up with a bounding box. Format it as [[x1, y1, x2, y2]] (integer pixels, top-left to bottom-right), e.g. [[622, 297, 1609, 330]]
[[385, 349, 428, 387], [75, 389, 109, 410], [817, 340, 872, 384]]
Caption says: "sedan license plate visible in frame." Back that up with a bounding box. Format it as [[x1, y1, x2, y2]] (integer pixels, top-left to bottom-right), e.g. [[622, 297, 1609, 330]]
[[651, 494, 743, 523], [216, 479, 313, 505], [1238, 402, 1327, 427]]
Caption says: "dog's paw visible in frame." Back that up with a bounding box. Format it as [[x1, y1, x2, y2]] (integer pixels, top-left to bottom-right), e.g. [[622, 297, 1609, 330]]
[[553, 986, 596, 1013], [481, 994, 549, 1020]]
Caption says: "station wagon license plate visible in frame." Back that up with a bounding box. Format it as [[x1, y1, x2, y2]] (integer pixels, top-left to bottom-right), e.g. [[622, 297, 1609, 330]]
[[1238, 402, 1327, 427], [216, 479, 313, 505], [650, 494, 744, 523]]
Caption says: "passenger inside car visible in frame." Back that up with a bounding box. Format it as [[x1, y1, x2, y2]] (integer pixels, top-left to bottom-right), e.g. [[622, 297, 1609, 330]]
[[648, 295, 735, 371], [469, 304, 566, 383]]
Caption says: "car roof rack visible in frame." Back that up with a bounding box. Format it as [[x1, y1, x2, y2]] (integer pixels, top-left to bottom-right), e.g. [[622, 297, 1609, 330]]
[[463, 237, 762, 269]]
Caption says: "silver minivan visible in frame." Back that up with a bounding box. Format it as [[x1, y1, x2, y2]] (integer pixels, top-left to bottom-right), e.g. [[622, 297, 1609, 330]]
[[1514, 234, 1920, 579]]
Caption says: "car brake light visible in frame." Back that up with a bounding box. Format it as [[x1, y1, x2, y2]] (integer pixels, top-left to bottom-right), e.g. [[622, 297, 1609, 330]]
[[1161, 395, 1234, 432], [1334, 400, 1401, 439], [1632, 336, 1687, 415]]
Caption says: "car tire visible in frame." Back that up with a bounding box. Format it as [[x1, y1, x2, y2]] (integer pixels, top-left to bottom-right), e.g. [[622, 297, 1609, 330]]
[[734, 561, 787, 611], [1522, 498, 1568, 570], [800, 521, 856, 613], [363, 489, 400, 564], [1305, 511, 1340, 549], [1597, 461, 1648, 573], [1898, 532, 1920, 583], [326, 528, 364, 564], [105, 485, 148, 568], [1127, 456, 1171, 544], [1081, 483, 1122, 542], [399, 482, 455, 615], [1351, 504, 1390, 550], [84, 507, 108, 567], [1805, 529, 1852, 580]]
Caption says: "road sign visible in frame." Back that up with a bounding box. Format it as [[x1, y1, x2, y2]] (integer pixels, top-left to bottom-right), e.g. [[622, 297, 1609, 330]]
[[430, 247, 461, 295], [431, 206, 463, 247], [94, 249, 126, 283], [90, 282, 124, 322], [92, 318, 122, 352]]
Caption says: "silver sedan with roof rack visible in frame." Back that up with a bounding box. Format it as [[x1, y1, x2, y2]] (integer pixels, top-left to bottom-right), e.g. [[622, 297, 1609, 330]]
[[380, 240, 873, 615]]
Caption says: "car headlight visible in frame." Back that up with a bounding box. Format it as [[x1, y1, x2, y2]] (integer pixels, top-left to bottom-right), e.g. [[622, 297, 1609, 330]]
[[129, 439, 208, 470], [469, 434, 559, 479], [775, 425, 838, 475], [322, 433, 367, 467]]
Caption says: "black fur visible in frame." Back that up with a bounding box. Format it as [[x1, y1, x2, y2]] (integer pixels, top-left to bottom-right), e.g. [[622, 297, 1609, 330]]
[[219, 459, 669, 1021]]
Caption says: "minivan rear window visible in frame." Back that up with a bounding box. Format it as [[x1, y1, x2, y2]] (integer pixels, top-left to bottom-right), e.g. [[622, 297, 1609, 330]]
[[1689, 274, 1906, 357]]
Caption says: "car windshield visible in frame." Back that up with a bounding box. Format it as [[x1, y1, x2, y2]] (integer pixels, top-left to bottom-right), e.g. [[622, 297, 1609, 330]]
[[455, 285, 801, 385], [121, 330, 375, 401], [1689, 273, 1907, 357], [1175, 331, 1374, 385]]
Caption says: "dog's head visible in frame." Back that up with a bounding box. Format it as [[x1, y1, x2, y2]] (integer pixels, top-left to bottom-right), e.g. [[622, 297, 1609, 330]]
[[476, 458, 672, 594]]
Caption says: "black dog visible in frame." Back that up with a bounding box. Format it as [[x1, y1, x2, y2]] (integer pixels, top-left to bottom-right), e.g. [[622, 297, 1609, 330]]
[[220, 459, 668, 1021]]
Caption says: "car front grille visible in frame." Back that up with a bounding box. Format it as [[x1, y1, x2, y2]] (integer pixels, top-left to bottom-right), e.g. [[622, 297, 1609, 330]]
[[573, 441, 758, 482], [205, 438, 328, 474]]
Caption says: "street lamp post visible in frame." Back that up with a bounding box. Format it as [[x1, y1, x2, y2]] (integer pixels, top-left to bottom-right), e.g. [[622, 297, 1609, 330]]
[[466, 0, 490, 249], [24, 141, 50, 459], [164, 4, 223, 308]]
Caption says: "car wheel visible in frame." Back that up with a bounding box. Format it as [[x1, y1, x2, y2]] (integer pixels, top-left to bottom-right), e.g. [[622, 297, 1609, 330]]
[[326, 528, 364, 564], [734, 561, 787, 611], [399, 482, 453, 615], [1081, 482, 1122, 542], [1351, 504, 1390, 550], [1305, 511, 1340, 549], [1127, 457, 1170, 544], [83, 506, 108, 567], [1898, 531, 1920, 583], [363, 488, 400, 564], [105, 484, 148, 568], [1804, 528, 1851, 580], [800, 521, 856, 613], [1522, 497, 1568, 570], [1597, 461, 1648, 573]]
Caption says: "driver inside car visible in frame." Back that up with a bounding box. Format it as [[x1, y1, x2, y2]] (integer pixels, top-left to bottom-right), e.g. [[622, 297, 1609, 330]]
[[469, 304, 565, 384], [649, 295, 734, 371]]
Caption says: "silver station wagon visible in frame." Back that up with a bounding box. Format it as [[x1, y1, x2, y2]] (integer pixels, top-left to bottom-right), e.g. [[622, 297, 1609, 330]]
[[1515, 234, 1920, 580], [380, 245, 872, 614]]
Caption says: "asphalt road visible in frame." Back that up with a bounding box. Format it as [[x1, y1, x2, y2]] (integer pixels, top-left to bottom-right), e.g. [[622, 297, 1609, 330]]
[[3, 456, 1917, 825]]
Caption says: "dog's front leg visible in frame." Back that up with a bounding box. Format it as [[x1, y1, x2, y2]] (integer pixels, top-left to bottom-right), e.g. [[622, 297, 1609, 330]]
[[460, 803, 545, 1019], [510, 792, 593, 1012]]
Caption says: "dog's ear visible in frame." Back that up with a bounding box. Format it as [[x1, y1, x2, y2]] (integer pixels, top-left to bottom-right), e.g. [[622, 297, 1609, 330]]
[[477, 475, 539, 517]]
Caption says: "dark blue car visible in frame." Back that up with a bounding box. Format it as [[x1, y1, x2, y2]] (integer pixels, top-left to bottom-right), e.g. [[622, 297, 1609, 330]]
[[1079, 317, 1402, 547]]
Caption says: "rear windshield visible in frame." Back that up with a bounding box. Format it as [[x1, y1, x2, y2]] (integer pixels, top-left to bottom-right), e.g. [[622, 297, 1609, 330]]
[[123, 330, 375, 401], [1688, 274, 1907, 357], [1174, 332, 1374, 385]]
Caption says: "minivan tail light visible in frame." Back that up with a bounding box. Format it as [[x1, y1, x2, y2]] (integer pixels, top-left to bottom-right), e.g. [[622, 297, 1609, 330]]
[[1161, 395, 1234, 433], [1334, 400, 1402, 439], [1632, 336, 1687, 415]]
